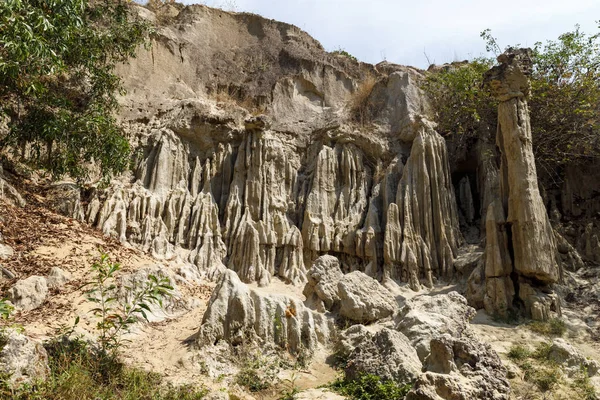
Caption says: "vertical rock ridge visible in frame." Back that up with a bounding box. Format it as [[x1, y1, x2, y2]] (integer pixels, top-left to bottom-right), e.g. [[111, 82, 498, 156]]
[[482, 48, 561, 319]]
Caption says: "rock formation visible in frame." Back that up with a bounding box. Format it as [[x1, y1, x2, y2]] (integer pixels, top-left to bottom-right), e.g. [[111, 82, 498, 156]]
[[406, 334, 510, 400], [479, 49, 561, 319], [198, 270, 335, 354], [84, 4, 462, 293]]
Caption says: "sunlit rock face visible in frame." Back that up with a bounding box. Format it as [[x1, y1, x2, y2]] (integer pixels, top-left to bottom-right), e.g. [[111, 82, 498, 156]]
[[480, 48, 561, 320], [86, 4, 461, 291]]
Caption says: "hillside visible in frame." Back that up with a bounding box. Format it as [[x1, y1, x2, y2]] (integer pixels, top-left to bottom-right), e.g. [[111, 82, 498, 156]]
[[0, 2, 599, 400]]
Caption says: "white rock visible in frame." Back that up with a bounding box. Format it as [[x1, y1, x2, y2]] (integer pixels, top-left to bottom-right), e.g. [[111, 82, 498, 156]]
[[0, 328, 49, 387], [7, 276, 48, 311], [338, 271, 397, 323], [46, 267, 71, 289]]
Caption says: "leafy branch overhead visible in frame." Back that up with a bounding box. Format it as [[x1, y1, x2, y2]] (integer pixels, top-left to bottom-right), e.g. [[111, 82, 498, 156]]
[[0, 0, 151, 181]]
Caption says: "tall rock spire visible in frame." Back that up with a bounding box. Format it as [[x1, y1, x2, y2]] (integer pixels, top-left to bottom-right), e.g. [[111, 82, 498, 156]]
[[482, 48, 561, 320]]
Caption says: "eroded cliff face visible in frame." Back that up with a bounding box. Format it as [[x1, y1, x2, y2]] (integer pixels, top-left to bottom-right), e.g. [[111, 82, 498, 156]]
[[83, 4, 462, 293]]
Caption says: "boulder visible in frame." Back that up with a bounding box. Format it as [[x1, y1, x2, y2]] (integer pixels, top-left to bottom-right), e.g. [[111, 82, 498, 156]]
[[548, 338, 599, 377], [198, 270, 335, 355], [396, 292, 476, 361], [334, 324, 373, 360], [338, 271, 397, 323], [0, 243, 14, 260], [0, 328, 49, 387], [345, 328, 421, 385], [7, 276, 48, 311], [303, 255, 343, 312], [46, 267, 71, 289], [406, 334, 510, 400]]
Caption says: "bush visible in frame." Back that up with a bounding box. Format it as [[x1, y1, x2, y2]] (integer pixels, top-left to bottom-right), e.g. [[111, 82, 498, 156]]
[[528, 318, 567, 337], [330, 373, 412, 400], [0, 0, 150, 181], [508, 345, 531, 361], [423, 26, 600, 183], [348, 75, 378, 126], [0, 336, 208, 399]]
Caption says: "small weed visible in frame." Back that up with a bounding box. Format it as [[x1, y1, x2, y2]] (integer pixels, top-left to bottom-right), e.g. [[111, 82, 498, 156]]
[[508, 345, 531, 361], [531, 342, 553, 361], [279, 372, 300, 400], [329, 373, 412, 400], [572, 365, 598, 399], [528, 318, 567, 337], [332, 47, 358, 62], [236, 352, 280, 392], [348, 75, 378, 126]]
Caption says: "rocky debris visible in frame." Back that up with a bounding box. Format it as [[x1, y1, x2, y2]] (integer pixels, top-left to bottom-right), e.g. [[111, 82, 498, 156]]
[[0, 328, 50, 388], [295, 388, 346, 400], [345, 328, 421, 386], [0, 175, 25, 207], [452, 245, 482, 280], [405, 335, 510, 400], [519, 282, 561, 321], [0, 243, 14, 260], [45, 267, 71, 289], [482, 48, 560, 320], [547, 338, 599, 377], [303, 255, 344, 312], [46, 183, 85, 220], [338, 271, 397, 323], [335, 324, 373, 360], [7, 276, 48, 311], [396, 292, 476, 361], [197, 270, 335, 354]]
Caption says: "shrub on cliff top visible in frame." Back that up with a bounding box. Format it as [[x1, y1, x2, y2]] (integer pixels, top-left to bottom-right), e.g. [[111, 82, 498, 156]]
[[423, 25, 600, 185]]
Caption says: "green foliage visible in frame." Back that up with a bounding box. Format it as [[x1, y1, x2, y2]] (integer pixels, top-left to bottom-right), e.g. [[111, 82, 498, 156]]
[[330, 373, 412, 400], [528, 318, 567, 337], [507, 344, 531, 361], [572, 365, 599, 400], [86, 252, 173, 354], [332, 47, 358, 62], [421, 58, 496, 157], [0, 336, 208, 399], [423, 25, 600, 183], [235, 352, 280, 392], [510, 342, 563, 393], [0, 298, 13, 320], [0, 0, 150, 181]]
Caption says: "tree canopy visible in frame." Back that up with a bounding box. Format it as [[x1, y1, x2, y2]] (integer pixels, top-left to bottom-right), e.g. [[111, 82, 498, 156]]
[[423, 25, 600, 185], [0, 0, 150, 181]]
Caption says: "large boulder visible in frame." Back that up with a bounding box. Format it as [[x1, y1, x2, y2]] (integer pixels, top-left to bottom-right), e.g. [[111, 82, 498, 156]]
[[334, 324, 373, 360], [7, 276, 48, 311], [0, 328, 49, 387], [198, 270, 335, 354], [406, 334, 510, 400], [547, 338, 599, 377], [338, 271, 397, 323], [303, 255, 343, 312], [396, 292, 476, 361], [345, 328, 421, 385]]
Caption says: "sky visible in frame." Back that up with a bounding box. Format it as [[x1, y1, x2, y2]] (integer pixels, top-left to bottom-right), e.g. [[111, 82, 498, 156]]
[[179, 0, 600, 68]]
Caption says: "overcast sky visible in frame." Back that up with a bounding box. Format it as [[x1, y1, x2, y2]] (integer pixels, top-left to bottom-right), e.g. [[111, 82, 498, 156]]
[[179, 0, 600, 68]]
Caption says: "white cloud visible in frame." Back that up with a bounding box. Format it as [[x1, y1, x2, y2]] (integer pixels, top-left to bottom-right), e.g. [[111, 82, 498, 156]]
[[182, 0, 600, 67]]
